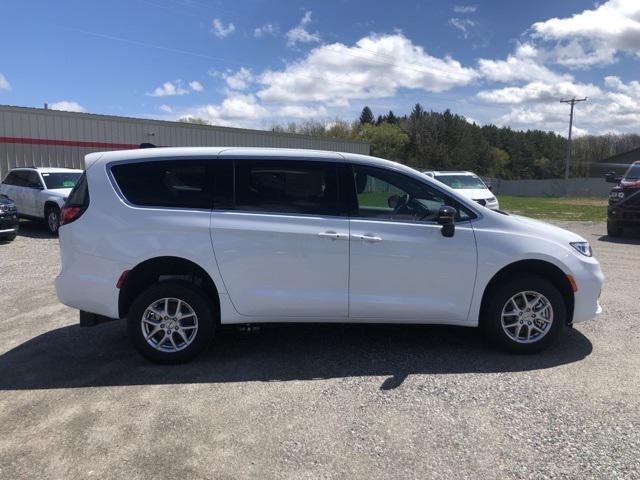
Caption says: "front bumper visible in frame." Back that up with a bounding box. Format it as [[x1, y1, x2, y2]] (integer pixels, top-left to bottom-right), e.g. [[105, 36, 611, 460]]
[[572, 260, 604, 324], [0, 213, 19, 235]]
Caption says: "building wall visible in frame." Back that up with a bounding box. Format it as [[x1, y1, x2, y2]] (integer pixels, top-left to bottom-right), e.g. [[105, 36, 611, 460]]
[[0, 105, 369, 178]]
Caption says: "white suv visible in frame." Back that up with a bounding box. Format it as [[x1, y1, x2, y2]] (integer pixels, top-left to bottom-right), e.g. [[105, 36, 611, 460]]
[[55, 148, 603, 363], [423, 171, 499, 210], [0, 167, 83, 234]]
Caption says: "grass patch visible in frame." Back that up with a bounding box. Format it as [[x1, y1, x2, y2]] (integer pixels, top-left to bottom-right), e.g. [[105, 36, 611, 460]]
[[497, 196, 607, 221]]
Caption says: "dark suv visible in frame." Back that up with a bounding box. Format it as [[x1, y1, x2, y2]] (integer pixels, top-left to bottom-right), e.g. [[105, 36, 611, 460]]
[[0, 193, 19, 242], [606, 161, 640, 237]]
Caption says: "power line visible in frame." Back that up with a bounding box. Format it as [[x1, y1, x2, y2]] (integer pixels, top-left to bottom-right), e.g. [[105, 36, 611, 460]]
[[560, 97, 587, 184]]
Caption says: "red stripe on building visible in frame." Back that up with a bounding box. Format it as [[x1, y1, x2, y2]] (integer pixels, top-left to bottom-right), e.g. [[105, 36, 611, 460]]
[[0, 136, 141, 150]]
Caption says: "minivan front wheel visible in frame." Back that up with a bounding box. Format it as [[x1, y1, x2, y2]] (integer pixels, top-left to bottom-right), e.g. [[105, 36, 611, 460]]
[[127, 280, 215, 363], [482, 274, 565, 353]]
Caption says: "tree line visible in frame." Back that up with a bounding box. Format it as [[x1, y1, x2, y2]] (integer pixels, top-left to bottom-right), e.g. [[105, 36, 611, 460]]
[[269, 105, 640, 179]]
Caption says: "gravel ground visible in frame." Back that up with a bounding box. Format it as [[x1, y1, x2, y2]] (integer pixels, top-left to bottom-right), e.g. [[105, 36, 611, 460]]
[[0, 219, 638, 480]]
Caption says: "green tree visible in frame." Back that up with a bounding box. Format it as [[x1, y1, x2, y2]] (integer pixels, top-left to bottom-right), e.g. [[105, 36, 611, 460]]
[[359, 106, 375, 125], [360, 123, 409, 161]]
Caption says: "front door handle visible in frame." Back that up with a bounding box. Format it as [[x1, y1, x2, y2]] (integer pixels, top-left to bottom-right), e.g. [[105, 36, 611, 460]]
[[318, 231, 348, 240], [354, 234, 383, 243]]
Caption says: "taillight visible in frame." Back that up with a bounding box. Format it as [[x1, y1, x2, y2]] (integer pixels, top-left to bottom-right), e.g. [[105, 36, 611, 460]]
[[59, 205, 85, 226]]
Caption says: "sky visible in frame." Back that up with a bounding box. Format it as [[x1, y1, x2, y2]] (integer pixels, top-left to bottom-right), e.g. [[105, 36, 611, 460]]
[[1, 0, 639, 137]]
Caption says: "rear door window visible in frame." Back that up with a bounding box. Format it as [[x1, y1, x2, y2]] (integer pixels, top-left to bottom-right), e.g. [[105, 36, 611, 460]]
[[234, 160, 343, 216], [111, 160, 230, 209]]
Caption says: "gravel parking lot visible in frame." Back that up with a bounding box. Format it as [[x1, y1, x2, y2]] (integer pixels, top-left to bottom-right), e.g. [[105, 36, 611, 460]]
[[0, 219, 638, 480]]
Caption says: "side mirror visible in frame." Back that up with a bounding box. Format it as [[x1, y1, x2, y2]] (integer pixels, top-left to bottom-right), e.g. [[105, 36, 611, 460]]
[[487, 185, 494, 192], [437, 205, 456, 237], [605, 172, 622, 184]]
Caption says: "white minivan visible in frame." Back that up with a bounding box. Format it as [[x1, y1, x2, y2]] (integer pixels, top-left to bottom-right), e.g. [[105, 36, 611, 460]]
[[55, 147, 603, 363]]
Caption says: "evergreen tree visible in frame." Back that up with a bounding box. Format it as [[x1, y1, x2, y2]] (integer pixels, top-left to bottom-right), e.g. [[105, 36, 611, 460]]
[[359, 106, 375, 125]]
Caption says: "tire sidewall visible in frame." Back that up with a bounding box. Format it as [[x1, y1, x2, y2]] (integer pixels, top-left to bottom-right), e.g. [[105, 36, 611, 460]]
[[127, 280, 216, 363], [482, 274, 566, 354], [46, 206, 60, 235]]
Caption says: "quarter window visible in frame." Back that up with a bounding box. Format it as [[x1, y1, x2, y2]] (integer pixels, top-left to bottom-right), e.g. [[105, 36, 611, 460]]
[[235, 160, 341, 216], [352, 165, 472, 222], [111, 160, 221, 209]]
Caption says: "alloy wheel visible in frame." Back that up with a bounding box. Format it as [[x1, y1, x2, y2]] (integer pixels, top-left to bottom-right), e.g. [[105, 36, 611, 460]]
[[141, 297, 199, 352], [500, 291, 554, 344]]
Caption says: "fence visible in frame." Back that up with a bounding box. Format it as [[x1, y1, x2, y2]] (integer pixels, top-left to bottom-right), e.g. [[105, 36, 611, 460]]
[[487, 177, 611, 198]]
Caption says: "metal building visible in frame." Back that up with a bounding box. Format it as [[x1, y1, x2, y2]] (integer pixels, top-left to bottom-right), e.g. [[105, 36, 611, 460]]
[[0, 105, 369, 178]]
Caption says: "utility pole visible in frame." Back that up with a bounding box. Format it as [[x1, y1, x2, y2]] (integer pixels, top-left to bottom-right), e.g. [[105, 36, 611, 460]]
[[560, 97, 587, 182]]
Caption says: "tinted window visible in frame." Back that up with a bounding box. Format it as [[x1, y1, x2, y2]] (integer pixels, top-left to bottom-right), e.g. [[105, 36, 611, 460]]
[[26, 171, 42, 188], [41, 172, 82, 189], [353, 166, 472, 222], [2, 172, 19, 186], [235, 160, 341, 216], [4, 170, 29, 187], [66, 172, 89, 207], [111, 160, 221, 209]]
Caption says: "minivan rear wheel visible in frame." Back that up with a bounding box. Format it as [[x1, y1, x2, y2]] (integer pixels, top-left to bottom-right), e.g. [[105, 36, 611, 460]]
[[482, 274, 565, 353], [127, 280, 215, 363]]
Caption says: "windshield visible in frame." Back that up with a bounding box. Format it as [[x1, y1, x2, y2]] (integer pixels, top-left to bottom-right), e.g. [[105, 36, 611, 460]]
[[623, 163, 640, 180], [434, 174, 487, 190], [41, 172, 82, 189]]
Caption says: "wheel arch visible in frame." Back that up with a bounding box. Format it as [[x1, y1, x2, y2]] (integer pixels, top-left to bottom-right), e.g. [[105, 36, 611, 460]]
[[44, 200, 60, 216], [118, 256, 220, 321], [479, 259, 575, 325]]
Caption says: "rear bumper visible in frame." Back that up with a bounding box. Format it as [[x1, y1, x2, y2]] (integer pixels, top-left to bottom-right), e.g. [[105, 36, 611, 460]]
[[55, 250, 123, 319]]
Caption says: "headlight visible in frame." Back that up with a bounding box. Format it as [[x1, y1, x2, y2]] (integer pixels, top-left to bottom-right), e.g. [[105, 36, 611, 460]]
[[609, 191, 624, 200], [0, 204, 12, 213], [570, 242, 592, 257]]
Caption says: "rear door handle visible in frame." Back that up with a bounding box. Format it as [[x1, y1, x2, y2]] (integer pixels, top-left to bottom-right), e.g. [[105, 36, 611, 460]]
[[318, 231, 348, 240], [353, 234, 383, 242]]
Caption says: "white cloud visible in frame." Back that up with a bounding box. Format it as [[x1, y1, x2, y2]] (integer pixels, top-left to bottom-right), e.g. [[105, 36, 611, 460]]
[[531, 0, 640, 68], [276, 104, 328, 118], [147, 81, 189, 97], [477, 81, 602, 104], [286, 10, 321, 47], [477, 43, 571, 84], [183, 93, 269, 128], [258, 34, 478, 105], [189, 80, 203, 92], [211, 18, 235, 39], [159, 104, 172, 113], [254, 23, 278, 37], [224, 68, 254, 90], [492, 75, 640, 134], [49, 101, 85, 112], [449, 18, 477, 38], [453, 5, 477, 13], [0, 73, 10, 91]]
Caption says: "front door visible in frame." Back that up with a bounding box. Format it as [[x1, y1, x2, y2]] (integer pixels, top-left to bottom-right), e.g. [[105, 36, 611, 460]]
[[348, 165, 478, 324], [210, 159, 350, 319]]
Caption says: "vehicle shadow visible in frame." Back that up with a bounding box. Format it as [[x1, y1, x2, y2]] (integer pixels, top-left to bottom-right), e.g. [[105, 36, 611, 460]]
[[16, 219, 53, 239], [0, 322, 592, 391], [597, 232, 640, 244]]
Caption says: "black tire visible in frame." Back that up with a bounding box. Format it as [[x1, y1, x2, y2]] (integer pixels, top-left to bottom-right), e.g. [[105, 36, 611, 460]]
[[481, 274, 566, 354], [45, 205, 60, 235], [607, 221, 623, 237], [127, 280, 216, 364], [1, 233, 17, 242]]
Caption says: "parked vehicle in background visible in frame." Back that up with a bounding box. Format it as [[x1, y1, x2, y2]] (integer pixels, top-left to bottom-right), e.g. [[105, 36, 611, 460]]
[[605, 161, 640, 237], [0, 194, 19, 242], [423, 171, 499, 210], [0, 167, 83, 234], [55, 147, 603, 363]]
